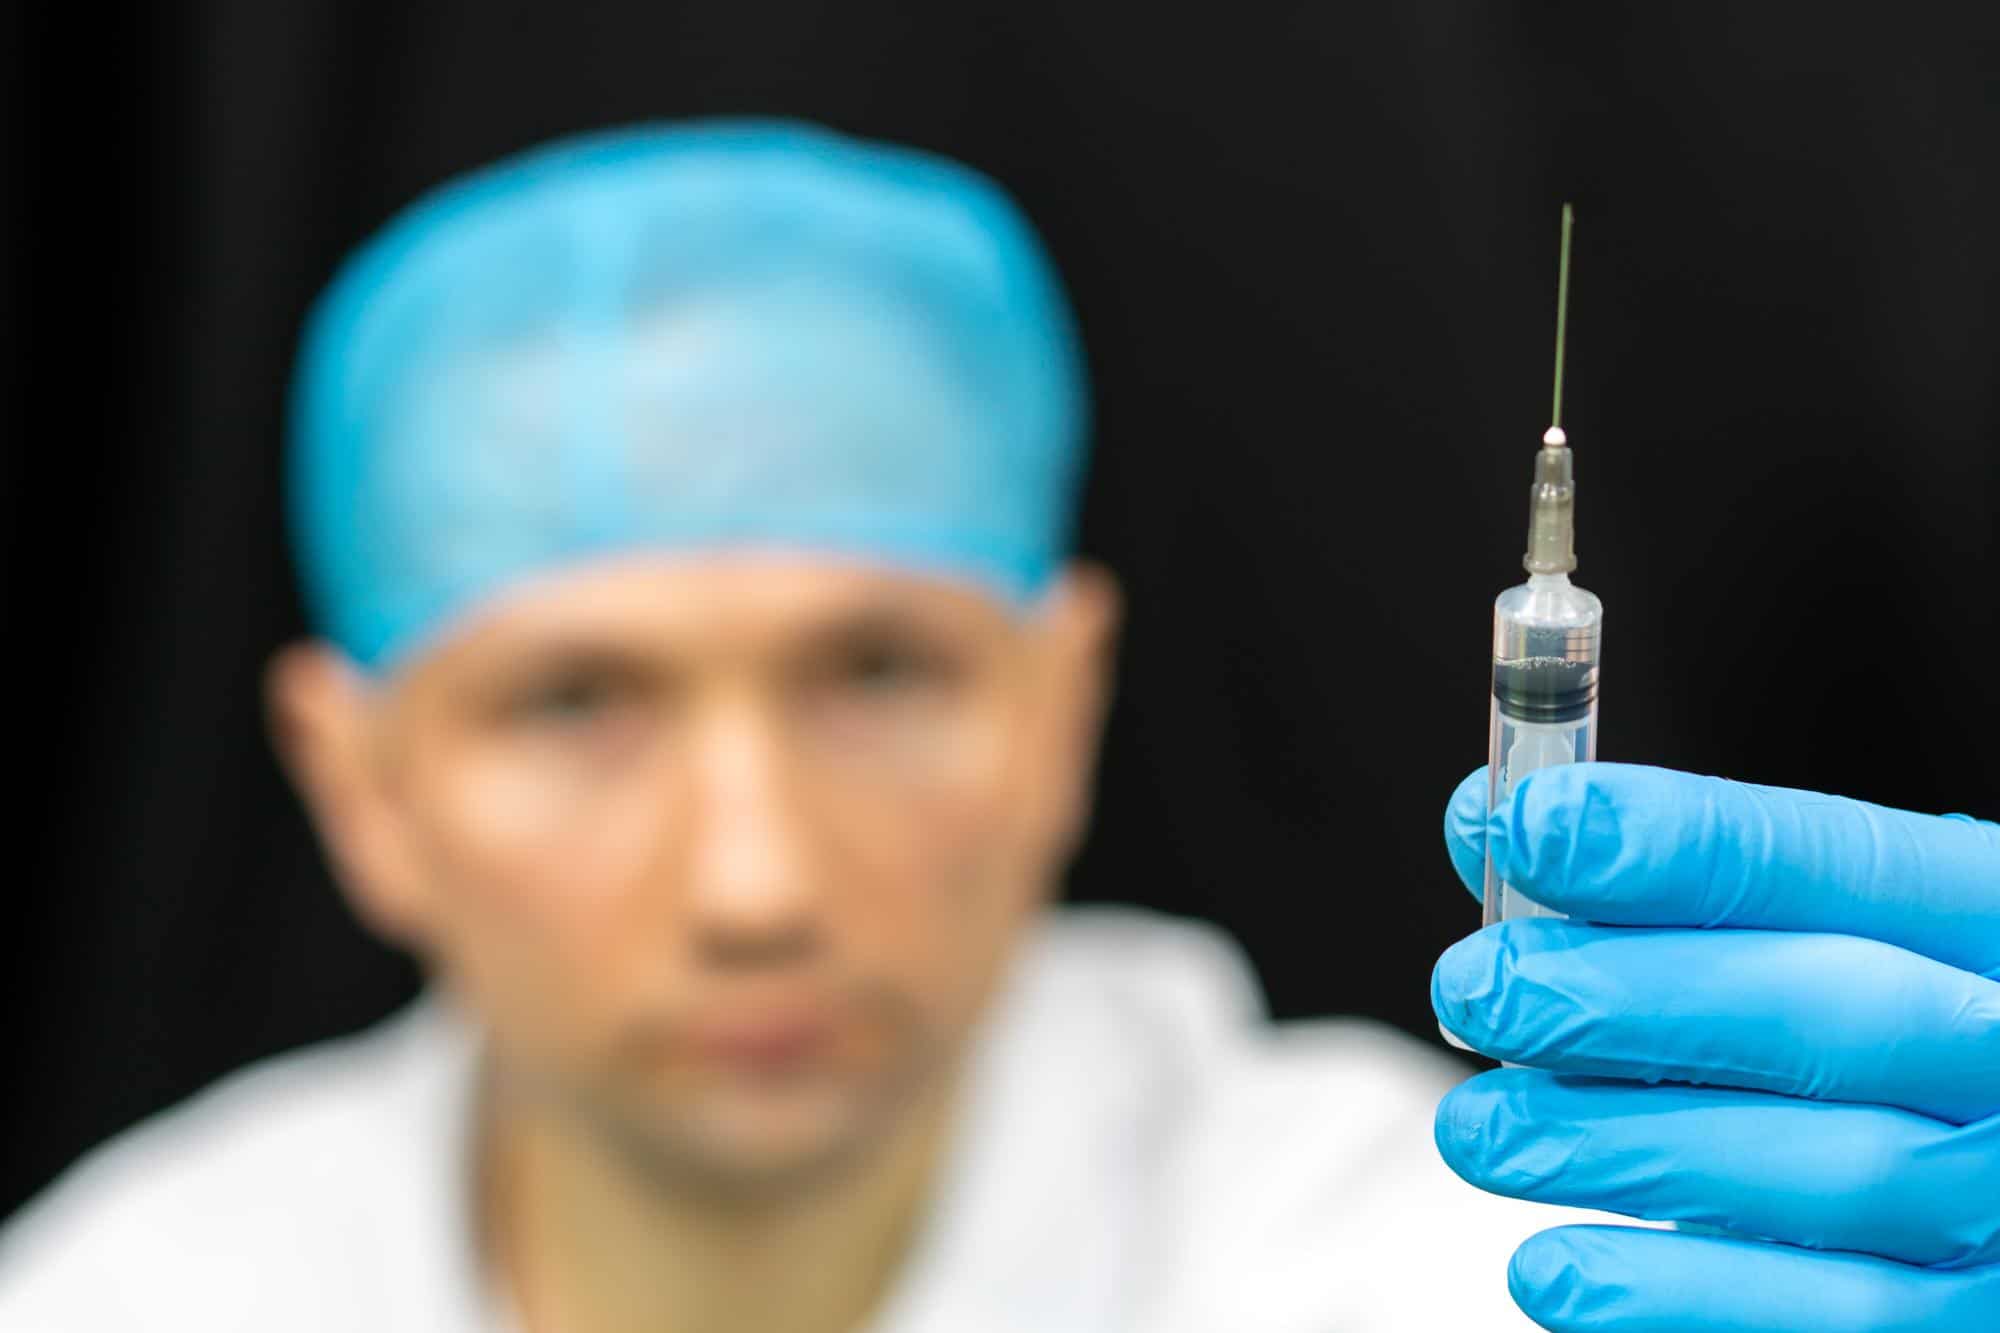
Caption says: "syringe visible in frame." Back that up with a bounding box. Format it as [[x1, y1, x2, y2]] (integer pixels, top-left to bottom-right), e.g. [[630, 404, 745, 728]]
[[1483, 204, 1602, 926]]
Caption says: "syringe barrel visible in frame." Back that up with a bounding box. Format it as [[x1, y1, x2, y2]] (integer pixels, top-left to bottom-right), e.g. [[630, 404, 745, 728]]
[[1482, 572, 1603, 926]]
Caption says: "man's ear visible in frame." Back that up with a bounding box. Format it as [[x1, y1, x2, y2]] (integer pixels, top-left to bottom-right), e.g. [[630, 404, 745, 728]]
[[264, 643, 433, 948], [1026, 562, 1123, 862]]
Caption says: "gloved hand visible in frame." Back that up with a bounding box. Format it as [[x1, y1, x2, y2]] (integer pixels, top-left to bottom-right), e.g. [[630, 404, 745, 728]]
[[1430, 762, 2000, 1332]]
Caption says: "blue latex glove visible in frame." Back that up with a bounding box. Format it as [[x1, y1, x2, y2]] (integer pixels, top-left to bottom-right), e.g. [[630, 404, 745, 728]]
[[1431, 762, 2000, 1332]]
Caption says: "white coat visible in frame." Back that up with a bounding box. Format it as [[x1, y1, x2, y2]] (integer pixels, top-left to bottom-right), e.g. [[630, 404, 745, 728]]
[[0, 908, 1580, 1331]]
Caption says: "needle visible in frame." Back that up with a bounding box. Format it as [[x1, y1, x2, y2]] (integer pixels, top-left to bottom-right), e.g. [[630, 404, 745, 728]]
[[1545, 202, 1574, 448]]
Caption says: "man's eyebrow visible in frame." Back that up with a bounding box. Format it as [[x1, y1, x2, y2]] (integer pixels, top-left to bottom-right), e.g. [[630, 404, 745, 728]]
[[792, 600, 969, 649], [470, 636, 670, 688]]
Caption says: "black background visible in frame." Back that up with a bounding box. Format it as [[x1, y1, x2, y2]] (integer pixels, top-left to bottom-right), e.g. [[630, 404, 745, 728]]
[[12, 2, 1998, 1220]]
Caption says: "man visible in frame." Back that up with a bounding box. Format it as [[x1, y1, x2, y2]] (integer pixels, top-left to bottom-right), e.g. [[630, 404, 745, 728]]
[[2, 121, 1994, 1332]]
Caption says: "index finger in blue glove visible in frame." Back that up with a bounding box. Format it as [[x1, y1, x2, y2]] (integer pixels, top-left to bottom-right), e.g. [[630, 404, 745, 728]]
[[1507, 1225, 2000, 1333], [1446, 763, 2000, 976]]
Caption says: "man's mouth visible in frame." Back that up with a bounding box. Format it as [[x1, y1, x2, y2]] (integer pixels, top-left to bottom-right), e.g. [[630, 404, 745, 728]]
[[683, 1003, 842, 1076]]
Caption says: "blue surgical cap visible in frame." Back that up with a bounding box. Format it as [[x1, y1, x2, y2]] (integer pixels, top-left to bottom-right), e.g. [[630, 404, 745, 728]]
[[288, 119, 1090, 671]]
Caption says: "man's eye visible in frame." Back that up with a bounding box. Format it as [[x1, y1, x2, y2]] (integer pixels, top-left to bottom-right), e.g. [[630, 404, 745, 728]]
[[508, 674, 624, 722], [836, 644, 948, 694]]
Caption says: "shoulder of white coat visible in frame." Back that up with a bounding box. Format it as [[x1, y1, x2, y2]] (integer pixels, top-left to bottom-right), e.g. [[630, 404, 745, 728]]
[[1164, 1013, 1466, 1202], [1024, 905, 1266, 1048], [981, 910, 1585, 1330], [1148, 1015, 1557, 1330], [0, 1002, 455, 1329]]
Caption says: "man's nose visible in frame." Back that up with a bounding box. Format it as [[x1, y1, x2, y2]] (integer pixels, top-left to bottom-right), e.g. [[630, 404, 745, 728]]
[[684, 699, 821, 968]]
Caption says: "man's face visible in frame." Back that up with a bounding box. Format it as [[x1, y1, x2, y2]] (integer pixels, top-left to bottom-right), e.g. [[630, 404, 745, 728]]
[[273, 555, 1114, 1194]]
